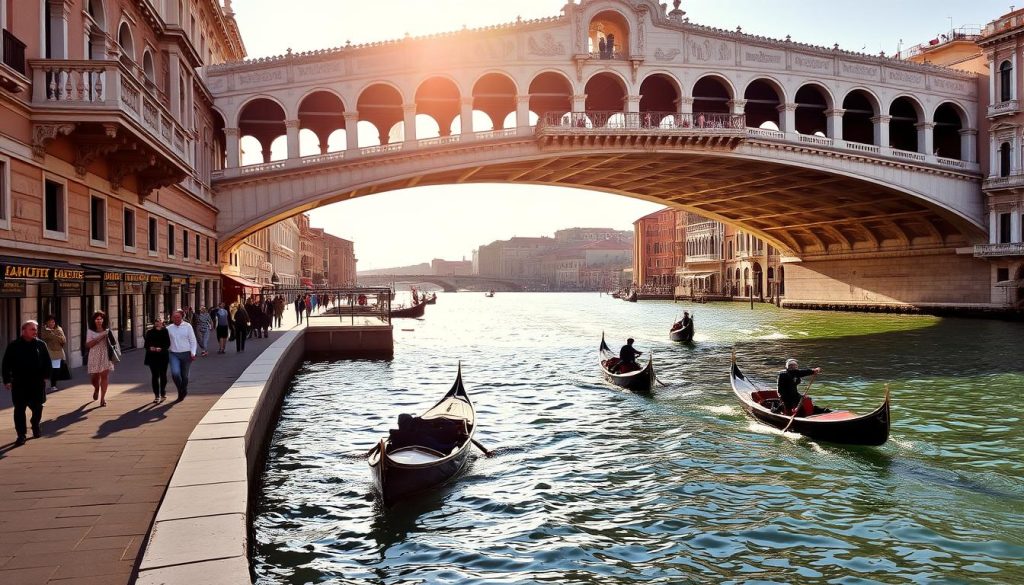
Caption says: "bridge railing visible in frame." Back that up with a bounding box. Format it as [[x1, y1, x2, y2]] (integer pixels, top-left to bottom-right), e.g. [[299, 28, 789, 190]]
[[539, 111, 745, 131]]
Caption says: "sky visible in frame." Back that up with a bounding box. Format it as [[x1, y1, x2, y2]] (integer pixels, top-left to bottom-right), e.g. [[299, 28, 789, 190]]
[[230, 0, 1008, 270]]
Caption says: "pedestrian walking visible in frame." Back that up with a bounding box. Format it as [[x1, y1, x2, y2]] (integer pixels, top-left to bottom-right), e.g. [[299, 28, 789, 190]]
[[195, 306, 212, 357], [144, 317, 171, 402], [85, 311, 115, 407], [274, 295, 285, 328], [304, 294, 312, 321], [294, 295, 304, 324], [39, 315, 67, 392], [233, 302, 250, 352], [214, 302, 230, 354], [2, 320, 52, 445], [167, 309, 197, 401]]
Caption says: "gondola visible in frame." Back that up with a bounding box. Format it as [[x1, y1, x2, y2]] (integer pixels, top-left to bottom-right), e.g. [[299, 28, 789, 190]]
[[391, 301, 426, 318], [424, 293, 437, 305], [669, 316, 695, 342], [729, 354, 890, 446], [624, 291, 638, 302], [484, 291, 494, 298], [368, 365, 477, 505], [599, 334, 655, 394]]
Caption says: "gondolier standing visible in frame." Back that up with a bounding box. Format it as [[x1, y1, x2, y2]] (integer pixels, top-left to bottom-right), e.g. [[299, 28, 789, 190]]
[[2, 320, 53, 445], [777, 359, 821, 416]]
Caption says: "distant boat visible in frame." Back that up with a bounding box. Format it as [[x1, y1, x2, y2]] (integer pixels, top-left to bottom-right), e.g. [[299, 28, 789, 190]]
[[425, 293, 437, 305], [624, 290, 637, 302], [484, 290, 495, 298], [669, 316, 695, 343], [598, 333, 655, 394], [367, 365, 477, 505], [391, 302, 426, 318]]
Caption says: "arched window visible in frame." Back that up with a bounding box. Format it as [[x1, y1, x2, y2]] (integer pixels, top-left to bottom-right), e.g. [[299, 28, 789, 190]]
[[1000, 142, 1012, 177], [118, 22, 134, 63], [143, 50, 155, 86], [1000, 61, 1013, 103]]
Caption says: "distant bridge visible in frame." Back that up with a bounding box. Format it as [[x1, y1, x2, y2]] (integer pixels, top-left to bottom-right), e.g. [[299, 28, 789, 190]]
[[358, 274, 529, 292]]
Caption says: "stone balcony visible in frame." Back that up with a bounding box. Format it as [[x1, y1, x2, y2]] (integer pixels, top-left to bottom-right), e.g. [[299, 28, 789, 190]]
[[987, 99, 1020, 118], [29, 59, 192, 199], [974, 242, 1024, 257], [536, 111, 748, 149], [983, 173, 1024, 191]]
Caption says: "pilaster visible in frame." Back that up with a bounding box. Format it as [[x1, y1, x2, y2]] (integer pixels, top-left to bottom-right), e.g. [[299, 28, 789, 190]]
[[285, 120, 300, 159], [776, 102, 796, 134], [343, 112, 359, 151], [959, 128, 978, 163], [224, 127, 240, 168], [825, 108, 845, 141], [871, 114, 891, 148], [916, 121, 935, 156], [402, 104, 417, 144], [460, 96, 475, 138]]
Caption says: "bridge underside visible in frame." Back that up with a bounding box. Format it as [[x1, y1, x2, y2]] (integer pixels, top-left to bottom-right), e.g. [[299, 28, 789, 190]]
[[323, 151, 979, 257]]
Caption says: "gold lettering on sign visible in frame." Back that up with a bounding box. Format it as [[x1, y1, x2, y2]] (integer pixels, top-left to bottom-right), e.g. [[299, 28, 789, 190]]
[[123, 273, 148, 282], [53, 269, 84, 280], [5, 266, 49, 279], [104, 272, 122, 281]]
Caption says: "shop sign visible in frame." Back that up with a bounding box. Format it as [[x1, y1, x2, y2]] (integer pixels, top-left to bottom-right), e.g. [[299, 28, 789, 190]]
[[123, 273, 150, 283], [0, 280, 26, 297], [124, 283, 144, 295], [148, 274, 164, 284], [1, 262, 83, 281], [168, 276, 189, 286], [103, 281, 120, 295], [102, 271, 122, 282], [55, 280, 83, 296]]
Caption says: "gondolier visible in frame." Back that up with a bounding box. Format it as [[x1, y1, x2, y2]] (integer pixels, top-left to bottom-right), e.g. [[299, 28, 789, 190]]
[[778, 359, 821, 416], [618, 338, 643, 373]]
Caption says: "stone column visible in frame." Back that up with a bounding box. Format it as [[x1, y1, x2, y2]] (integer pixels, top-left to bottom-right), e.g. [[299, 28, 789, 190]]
[[825, 108, 845, 141], [1011, 205, 1022, 243], [1013, 52, 1019, 101], [728, 99, 747, 129], [960, 128, 978, 163], [1012, 135, 1021, 175], [625, 95, 640, 128], [572, 94, 587, 113], [344, 112, 360, 151], [989, 59, 997, 106], [871, 114, 891, 147], [990, 134, 999, 177], [916, 121, 935, 156], [402, 104, 417, 144], [989, 208, 998, 244], [460, 96, 475, 138], [224, 127, 240, 168], [777, 103, 796, 134], [516, 95, 531, 134], [47, 0, 70, 59], [285, 120, 300, 159], [169, 53, 182, 122]]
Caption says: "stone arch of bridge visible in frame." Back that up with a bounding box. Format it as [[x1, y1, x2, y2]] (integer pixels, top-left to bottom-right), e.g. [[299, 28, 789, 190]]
[[472, 72, 519, 131]]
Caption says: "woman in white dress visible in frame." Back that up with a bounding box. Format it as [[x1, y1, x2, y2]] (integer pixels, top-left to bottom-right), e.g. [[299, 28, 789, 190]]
[[84, 310, 114, 406]]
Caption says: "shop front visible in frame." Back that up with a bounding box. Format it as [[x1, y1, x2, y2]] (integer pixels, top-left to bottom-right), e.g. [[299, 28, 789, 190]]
[[0, 256, 86, 367], [164, 275, 190, 316], [221, 274, 263, 305]]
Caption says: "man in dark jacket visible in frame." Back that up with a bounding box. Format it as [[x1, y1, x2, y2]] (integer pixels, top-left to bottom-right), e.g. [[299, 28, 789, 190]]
[[777, 358, 822, 415], [617, 338, 643, 373], [2, 320, 53, 445]]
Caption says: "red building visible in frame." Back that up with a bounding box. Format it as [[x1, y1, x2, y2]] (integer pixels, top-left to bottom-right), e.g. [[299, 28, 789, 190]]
[[633, 208, 679, 288]]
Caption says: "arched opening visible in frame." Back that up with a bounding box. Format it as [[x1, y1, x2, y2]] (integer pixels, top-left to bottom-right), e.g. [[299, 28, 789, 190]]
[[357, 84, 404, 146], [743, 267, 750, 297], [588, 10, 630, 60], [86, 0, 107, 60], [416, 77, 461, 138], [1000, 60, 1013, 103], [210, 109, 226, 172], [298, 91, 346, 154], [743, 79, 782, 130], [117, 21, 134, 64], [693, 76, 731, 114], [934, 102, 965, 160], [584, 73, 627, 125], [889, 97, 921, 152], [472, 73, 517, 130], [238, 98, 286, 164], [639, 74, 680, 125], [142, 50, 155, 86], [795, 84, 829, 136], [752, 262, 763, 299], [842, 90, 877, 146], [1000, 142, 1011, 177], [778, 265, 785, 296], [529, 72, 573, 123]]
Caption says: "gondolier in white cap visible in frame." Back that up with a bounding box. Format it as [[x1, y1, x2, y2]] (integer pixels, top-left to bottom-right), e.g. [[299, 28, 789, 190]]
[[777, 358, 821, 416]]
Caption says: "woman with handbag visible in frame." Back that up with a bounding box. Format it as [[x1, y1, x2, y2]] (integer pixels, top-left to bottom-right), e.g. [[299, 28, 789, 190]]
[[39, 315, 67, 393], [84, 310, 115, 406], [143, 316, 171, 402]]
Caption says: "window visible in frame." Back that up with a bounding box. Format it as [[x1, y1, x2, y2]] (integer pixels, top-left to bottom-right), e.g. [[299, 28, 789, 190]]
[[168, 224, 176, 257], [997, 267, 1010, 283], [123, 207, 136, 249], [195, 234, 200, 260], [999, 213, 1012, 244], [43, 178, 66, 239], [149, 216, 158, 253], [0, 156, 8, 229], [1000, 60, 1013, 103], [206, 237, 211, 262], [1000, 142, 1012, 177], [90, 195, 106, 244], [183, 228, 189, 258]]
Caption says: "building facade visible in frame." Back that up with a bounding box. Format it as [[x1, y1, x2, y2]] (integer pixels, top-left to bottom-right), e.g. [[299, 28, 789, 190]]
[[269, 217, 300, 288], [633, 208, 677, 289], [432, 258, 472, 276], [0, 0, 244, 364], [325, 233, 356, 287]]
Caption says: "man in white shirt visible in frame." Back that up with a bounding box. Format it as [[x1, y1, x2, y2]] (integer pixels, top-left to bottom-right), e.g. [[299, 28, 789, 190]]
[[167, 309, 198, 401]]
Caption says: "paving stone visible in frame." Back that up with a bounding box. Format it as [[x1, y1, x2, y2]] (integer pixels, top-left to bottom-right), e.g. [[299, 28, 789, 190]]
[[155, 481, 247, 521], [139, 514, 246, 570], [188, 422, 248, 441], [180, 437, 245, 462], [168, 456, 246, 488], [135, 556, 250, 585]]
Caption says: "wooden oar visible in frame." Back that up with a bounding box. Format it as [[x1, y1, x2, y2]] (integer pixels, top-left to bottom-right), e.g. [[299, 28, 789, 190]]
[[472, 438, 494, 457], [782, 372, 816, 433]]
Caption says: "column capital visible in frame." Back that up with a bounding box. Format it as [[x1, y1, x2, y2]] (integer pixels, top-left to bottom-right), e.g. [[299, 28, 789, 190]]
[[824, 108, 846, 117], [625, 95, 641, 105], [915, 121, 936, 130], [870, 114, 892, 124], [224, 127, 240, 137], [959, 128, 979, 136], [572, 93, 587, 101], [284, 119, 300, 129], [343, 111, 360, 121], [679, 96, 695, 106], [776, 102, 797, 112], [402, 103, 417, 115], [729, 99, 748, 109], [516, 94, 531, 105], [461, 96, 475, 107]]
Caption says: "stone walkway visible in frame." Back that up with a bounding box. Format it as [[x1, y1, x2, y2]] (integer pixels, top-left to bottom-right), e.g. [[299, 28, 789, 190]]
[[0, 328, 292, 585]]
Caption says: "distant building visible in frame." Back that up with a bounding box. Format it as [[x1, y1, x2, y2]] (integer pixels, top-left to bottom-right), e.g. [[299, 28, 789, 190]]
[[269, 218, 300, 288], [432, 258, 472, 275], [633, 209, 678, 288], [297, 214, 326, 286], [554, 227, 633, 244], [325, 234, 357, 287]]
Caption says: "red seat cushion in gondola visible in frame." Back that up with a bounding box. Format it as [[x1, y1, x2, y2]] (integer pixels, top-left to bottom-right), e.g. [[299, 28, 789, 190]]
[[807, 411, 855, 421]]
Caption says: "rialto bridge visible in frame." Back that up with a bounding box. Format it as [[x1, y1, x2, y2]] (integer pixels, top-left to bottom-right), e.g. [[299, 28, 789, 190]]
[[206, 0, 997, 309]]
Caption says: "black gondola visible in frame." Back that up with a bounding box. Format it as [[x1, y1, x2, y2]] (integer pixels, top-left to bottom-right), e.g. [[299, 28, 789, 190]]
[[669, 316, 695, 342], [368, 365, 477, 505], [424, 293, 437, 304], [729, 354, 890, 446], [391, 301, 426, 318], [624, 290, 638, 302], [599, 334, 655, 393]]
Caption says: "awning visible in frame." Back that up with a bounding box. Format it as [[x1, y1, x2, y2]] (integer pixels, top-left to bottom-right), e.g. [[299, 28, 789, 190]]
[[681, 271, 716, 279], [0, 255, 84, 281], [222, 274, 262, 290], [995, 279, 1024, 288], [81, 264, 159, 283]]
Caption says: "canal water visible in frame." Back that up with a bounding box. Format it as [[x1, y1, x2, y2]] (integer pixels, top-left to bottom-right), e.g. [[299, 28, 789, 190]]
[[253, 293, 1024, 584]]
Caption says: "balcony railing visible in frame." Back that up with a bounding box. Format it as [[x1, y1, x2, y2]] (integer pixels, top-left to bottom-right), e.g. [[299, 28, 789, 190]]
[[30, 59, 190, 165], [987, 99, 1020, 118], [983, 173, 1024, 190], [974, 242, 1024, 257], [541, 111, 744, 131], [2, 29, 26, 75]]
